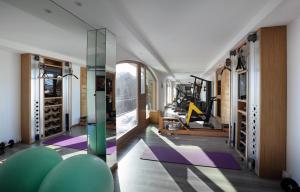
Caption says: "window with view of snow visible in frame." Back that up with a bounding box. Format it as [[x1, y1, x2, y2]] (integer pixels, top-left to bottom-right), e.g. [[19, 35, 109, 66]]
[[116, 63, 138, 137]]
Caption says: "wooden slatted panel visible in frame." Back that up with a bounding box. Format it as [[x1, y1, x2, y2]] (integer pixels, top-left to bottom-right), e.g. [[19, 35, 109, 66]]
[[221, 69, 231, 124], [80, 67, 87, 117], [21, 54, 32, 144]]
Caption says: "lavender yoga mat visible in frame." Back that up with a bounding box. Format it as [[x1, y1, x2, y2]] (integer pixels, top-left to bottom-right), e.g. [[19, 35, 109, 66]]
[[140, 146, 240, 170], [43, 135, 116, 155]]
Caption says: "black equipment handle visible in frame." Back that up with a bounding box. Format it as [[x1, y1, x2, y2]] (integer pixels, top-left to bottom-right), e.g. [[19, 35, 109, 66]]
[[190, 75, 211, 82]]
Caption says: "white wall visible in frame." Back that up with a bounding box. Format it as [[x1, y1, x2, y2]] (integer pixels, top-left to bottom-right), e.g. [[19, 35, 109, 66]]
[[0, 48, 21, 143], [287, 16, 300, 183], [71, 64, 81, 126], [0, 47, 82, 142], [154, 69, 169, 111]]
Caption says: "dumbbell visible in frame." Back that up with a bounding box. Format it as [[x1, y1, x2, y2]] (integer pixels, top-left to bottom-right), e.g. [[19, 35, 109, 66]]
[[0, 142, 5, 155], [0, 140, 15, 155], [281, 178, 299, 192], [291, 187, 300, 192]]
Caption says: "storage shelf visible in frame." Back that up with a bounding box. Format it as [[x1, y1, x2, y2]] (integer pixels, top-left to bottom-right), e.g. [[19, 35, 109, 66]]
[[46, 111, 61, 114], [43, 57, 64, 138], [44, 104, 62, 108], [236, 68, 248, 162], [236, 149, 246, 159], [43, 77, 62, 80], [238, 99, 247, 103], [241, 130, 246, 135], [237, 70, 247, 74], [44, 63, 63, 69], [44, 97, 63, 100], [240, 140, 246, 146], [44, 118, 61, 123], [238, 110, 247, 116], [44, 125, 61, 130]]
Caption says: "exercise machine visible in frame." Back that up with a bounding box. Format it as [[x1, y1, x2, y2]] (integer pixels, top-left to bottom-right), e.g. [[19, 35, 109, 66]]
[[173, 84, 191, 112], [159, 75, 227, 136], [184, 75, 215, 127]]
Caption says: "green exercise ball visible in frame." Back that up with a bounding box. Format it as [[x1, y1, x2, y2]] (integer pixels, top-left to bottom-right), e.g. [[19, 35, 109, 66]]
[[38, 154, 114, 192], [0, 146, 62, 192]]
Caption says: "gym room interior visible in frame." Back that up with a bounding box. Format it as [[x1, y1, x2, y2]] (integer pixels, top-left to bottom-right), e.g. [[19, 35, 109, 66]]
[[0, 0, 299, 192]]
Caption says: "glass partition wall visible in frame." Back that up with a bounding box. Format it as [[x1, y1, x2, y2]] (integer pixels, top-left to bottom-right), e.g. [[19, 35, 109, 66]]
[[146, 69, 156, 118], [86, 28, 117, 168]]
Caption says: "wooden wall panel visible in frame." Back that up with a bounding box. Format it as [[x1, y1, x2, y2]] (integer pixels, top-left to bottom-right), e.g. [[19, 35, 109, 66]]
[[221, 70, 231, 124], [259, 26, 287, 179], [80, 67, 87, 117], [215, 68, 231, 125], [21, 54, 32, 144], [137, 66, 147, 129], [149, 111, 160, 124]]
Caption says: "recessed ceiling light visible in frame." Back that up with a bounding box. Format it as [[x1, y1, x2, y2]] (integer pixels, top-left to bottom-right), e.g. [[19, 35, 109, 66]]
[[74, 1, 82, 7], [44, 9, 52, 14]]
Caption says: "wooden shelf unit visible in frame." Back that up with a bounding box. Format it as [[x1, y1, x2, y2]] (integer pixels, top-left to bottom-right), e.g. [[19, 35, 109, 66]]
[[232, 26, 287, 179], [236, 71, 248, 159], [43, 60, 64, 138], [21, 54, 68, 143]]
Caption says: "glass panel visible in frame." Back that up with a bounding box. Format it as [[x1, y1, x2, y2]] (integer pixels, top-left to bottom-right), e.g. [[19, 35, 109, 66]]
[[116, 63, 138, 137], [105, 30, 117, 167], [95, 29, 106, 156], [141, 67, 145, 94], [87, 30, 96, 123], [86, 29, 117, 167], [167, 81, 172, 104], [146, 69, 155, 118]]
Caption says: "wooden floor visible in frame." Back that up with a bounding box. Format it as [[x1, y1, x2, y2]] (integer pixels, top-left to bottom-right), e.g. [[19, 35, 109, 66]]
[[114, 125, 282, 192], [0, 125, 282, 192]]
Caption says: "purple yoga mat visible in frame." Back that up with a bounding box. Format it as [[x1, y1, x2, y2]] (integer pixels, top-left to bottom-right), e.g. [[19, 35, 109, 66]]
[[140, 146, 240, 170], [43, 135, 116, 155]]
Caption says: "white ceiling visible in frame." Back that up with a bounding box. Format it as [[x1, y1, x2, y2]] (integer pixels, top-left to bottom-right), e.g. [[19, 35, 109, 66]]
[[0, 0, 88, 64], [117, 0, 273, 73], [1, 0, 300, 80]]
